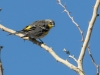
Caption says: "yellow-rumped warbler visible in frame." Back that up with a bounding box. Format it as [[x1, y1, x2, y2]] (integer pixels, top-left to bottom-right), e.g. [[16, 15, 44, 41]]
[[14, 19, 55, 43]]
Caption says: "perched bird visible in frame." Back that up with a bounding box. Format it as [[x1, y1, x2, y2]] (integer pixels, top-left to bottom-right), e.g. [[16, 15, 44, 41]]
[[14, 19, 55, 43]]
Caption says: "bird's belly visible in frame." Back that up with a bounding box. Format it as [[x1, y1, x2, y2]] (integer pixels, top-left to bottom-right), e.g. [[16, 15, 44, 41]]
[[30, 31, 49, 39]]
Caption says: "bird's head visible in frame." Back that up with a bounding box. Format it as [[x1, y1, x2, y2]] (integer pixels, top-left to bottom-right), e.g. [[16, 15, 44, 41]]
[[45, 19, 55, 29]]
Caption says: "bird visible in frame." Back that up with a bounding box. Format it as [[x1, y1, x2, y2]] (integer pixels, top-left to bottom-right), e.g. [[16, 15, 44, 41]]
[[13, 19, 55, 43]]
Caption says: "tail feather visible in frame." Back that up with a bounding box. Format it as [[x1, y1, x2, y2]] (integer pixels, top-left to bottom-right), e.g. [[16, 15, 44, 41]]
[[8, 30, 25, 35]]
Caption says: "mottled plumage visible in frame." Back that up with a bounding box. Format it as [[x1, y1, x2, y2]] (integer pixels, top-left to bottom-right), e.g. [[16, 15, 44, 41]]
[[14, 19, 55, 42]]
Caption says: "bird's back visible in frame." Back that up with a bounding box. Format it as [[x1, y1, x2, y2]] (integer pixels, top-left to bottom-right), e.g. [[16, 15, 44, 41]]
[[22, 20, 50, 38]]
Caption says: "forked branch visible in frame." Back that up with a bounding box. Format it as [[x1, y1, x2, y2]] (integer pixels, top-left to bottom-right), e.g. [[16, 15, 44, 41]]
[[57, 0, 100, 74], [78, 0, 100, 71]]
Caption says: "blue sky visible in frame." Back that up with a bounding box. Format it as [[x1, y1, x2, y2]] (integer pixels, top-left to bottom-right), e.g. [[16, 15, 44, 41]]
[[0, 0, 100, 75]]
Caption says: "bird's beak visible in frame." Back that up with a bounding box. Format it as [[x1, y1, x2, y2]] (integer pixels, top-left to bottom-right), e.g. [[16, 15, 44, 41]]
[[52, 21, 55, 27], [48, 24, 54, 28], [52, 24, 55, 27], [52, 22, 55, 27]]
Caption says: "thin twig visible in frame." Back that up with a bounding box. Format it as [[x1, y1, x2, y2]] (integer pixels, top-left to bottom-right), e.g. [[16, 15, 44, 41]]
[[57, 0, 84, 42], [63, 48, 78, 63], [87, 46, 100, 75], [0, 8, 2, 11], [63, 48, 70, 55], [0, 46, 3, 50], [69, 55, 78, 63], [0, 46, 3, 75]]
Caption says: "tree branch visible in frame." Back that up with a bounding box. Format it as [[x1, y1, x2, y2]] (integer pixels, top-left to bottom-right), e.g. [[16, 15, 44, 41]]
[[87, 46, 100, 75], [78, 0, 100, 71], [57, 0, 100, 74], [0, 46, 3, 75], [69, 55, 78, 63], [0, 24, 84, 74], [0, 46, 3, 50], [57, 0, 84, 42], [63, 48, 78, 63]]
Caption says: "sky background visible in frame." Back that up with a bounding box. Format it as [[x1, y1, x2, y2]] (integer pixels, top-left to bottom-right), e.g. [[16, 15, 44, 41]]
[[0, 0, 100, 75]]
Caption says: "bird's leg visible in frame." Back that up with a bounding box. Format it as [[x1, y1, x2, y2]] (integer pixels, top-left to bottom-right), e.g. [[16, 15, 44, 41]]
[[38, 39, 44, 44]]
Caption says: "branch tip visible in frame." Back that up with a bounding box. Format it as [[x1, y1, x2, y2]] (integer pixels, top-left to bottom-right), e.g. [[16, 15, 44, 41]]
[[63, 48, 70, 55], [0, 8, 2, 11], [63, 48, 67, 52], [0, 46, 3, 50], [57, 0, 61, 4], [58, 0, 84, 41]]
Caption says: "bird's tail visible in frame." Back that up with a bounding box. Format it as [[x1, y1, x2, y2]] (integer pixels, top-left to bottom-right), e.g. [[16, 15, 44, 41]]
[[8, 30, 25, 36]]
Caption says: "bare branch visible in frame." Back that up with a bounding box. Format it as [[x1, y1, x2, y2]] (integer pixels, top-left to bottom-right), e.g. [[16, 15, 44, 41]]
[[87, 46, 100, 75], [0, 46, 3, 75], [78, 0, 100, 71], [57, 0, 84, 42], [0, 46, 3, 50], [57, 0, 100, 74], [63, 48, 70, 55], [0, 62, 3, 75], [0, 24, 85, 74], [69, 55, 78, 63], [0, 8, 2, 11], [63, 48, 77, 63]]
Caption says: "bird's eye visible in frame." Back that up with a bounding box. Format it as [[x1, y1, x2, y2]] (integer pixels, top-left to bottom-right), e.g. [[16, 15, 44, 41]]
[[49, 22, 52, 25]]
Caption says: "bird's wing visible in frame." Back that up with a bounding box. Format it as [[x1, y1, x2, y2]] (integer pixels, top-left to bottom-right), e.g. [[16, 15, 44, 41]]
[[22, 20, 46, 31]]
